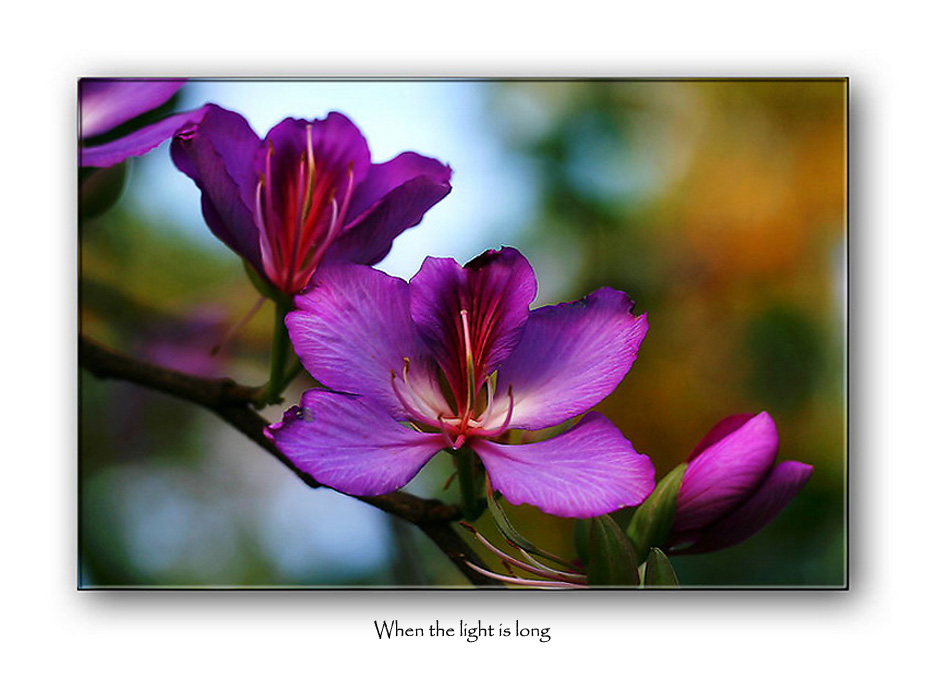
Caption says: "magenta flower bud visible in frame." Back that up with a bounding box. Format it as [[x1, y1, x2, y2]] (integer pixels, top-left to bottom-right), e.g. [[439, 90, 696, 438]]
[[79, 79, 209, 168], [668, 412, 813, 554]]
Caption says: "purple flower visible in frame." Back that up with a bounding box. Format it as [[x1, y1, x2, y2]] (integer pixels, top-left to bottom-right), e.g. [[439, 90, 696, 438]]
[[265, 247, 655, 518], [669, 412, 813, 554], [80, 79, 208, 168], [170, 105, 452, 296]]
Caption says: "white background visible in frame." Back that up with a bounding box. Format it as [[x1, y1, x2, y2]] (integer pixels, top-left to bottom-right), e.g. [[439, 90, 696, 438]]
[[4, 1, 920, 677]]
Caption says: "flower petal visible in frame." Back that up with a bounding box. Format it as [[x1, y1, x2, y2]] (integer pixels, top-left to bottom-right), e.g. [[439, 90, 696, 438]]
[[344, 152, 451, 223], [266, 390, 446, 496], [673, 412, 779, 534], [409, 248, 537, 409], [327, 152, 452, 265], [80, 79, 185, 139], [495, 288, 648, 431], [81, 105, 209, 168], [286, 263, 447, 421], [169, 105, 263, 272], [471, 412, 655, 518], [687, 413, 756, 461], [309, 111, 372, 187], [674, 461, 813, 554]]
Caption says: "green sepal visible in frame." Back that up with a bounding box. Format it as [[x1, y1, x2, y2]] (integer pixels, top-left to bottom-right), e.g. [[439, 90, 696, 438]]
[[486, 488, 575, 571], [626, 462, 687, 563], [243, 259, 289, 305], [642, 547, 679, 588], [587, 515, 640, 587]]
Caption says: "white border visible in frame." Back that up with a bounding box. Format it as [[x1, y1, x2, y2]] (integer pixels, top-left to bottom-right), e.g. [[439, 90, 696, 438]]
[[7, 0, 922, 675]]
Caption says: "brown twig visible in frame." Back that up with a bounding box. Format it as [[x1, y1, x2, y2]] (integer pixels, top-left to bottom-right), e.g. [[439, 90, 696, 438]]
[[78, 335, 501, 587]]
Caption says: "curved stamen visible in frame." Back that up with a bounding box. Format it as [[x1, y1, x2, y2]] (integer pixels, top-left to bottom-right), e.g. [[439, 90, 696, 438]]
[[388, 358, 444, 429], [468, 374, 498, 430], [479, 372, 496, 426], [513, 546, 586, 581], [460, 309, 476, 419], [254, 176, 268, 236], [295, 195, 341, 289], [436, 415, 465, 450], [319, 197, 341, 252], [284, 130, 321, 292], [262, 142, 284, 270], [301, 125, 315, 225], [463, 561, 588, 589], [336, 163, 356, 232], [460, 523, 588, 585], [390, 368, 437, 425], [476, 385, 515, 437], [254, 175, 281, 284], [401, 356, 447, 415], [436, 416, 458, 450]]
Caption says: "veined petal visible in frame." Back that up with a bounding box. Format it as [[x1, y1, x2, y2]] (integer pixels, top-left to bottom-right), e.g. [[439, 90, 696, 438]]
[[287, 263, 448, 420], [409, 248, 537, 409], [687, 413, 756, 461], [496, 288, 648, 431], [80, 79, 185, 139], [327, 153, 452, 265], [674, 461, 813, 554], [81, 105, 209, 168], [344, 152, 451, 223], [266, 390, 446, 496], [169, 104, 263, 273], [471, 413, 655, 518], [308, 111, 372, 186], [673, 412, 779, 534]]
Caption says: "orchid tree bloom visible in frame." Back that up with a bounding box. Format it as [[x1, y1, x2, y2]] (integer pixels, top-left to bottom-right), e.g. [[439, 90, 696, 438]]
[[79, 79, 208, 168], [668, 412, 813, 554], [170, 104, 453, 298], [265, 247, 655, 519]]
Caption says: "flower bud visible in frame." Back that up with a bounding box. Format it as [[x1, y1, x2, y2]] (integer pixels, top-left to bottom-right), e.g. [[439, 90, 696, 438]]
[[668, 412, 813, 555]]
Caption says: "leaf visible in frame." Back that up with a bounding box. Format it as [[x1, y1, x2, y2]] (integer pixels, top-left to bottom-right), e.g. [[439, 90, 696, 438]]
[[643, 547, 680, 588], [626, 463, 687, 563], [587, 515, 640, 587]]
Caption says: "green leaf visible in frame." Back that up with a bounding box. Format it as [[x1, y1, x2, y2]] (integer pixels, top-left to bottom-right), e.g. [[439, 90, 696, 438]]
[[486, 490, 575, 571], [626, 462, 687, 563], [587, 515, 640, 587], [643, 547, 680, 588]]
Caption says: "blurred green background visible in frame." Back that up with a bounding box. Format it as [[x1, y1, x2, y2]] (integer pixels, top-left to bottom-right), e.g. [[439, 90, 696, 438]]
[[79, 79, 846, 587]]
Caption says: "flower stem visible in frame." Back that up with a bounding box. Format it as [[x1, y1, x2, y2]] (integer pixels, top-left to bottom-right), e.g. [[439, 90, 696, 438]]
[[455, 446, 486, 521], [263, 298, 292, 404]]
